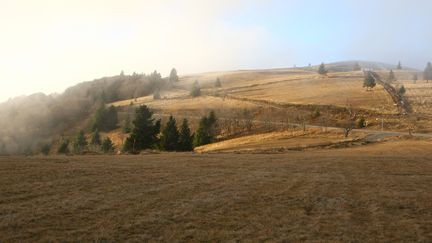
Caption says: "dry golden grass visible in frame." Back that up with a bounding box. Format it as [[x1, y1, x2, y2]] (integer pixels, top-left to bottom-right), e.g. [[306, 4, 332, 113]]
[[195, 129, 366, 153], [228, 72, 397, 113], [395, 79, 432, 116], [1, 141, 432, 242]]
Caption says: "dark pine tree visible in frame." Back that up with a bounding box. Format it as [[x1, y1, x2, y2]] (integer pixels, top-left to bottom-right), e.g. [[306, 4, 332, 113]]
[[160, 116, 180, 151], [101, 137, 115, 153], [123, 105, 160, 153], [178, 119, 193, 151]]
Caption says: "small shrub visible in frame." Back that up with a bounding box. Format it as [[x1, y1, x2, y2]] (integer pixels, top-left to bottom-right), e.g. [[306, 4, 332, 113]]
[[357, 118, 366, 128]]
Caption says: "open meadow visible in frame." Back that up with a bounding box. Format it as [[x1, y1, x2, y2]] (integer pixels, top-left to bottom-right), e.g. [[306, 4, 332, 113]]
[[1, 139, 432, 242]]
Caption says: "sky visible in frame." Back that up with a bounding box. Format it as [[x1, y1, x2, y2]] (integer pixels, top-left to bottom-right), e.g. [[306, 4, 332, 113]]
[[1, 0, 432, 102]]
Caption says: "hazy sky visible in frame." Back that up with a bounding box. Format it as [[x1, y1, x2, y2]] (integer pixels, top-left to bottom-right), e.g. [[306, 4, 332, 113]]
[[1, 0, 431, 102]]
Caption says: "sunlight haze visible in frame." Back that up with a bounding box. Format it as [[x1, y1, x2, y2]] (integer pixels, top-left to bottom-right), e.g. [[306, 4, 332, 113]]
[[1, 0, 431, 102]]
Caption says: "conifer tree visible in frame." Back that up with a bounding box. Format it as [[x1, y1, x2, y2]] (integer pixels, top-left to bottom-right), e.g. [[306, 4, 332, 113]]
[[169, 68, 179, 83], [101, 137, 115, 153], [318, 63, 328, 75], [363, 72, 376, 91], [178, 119, 193, 151], [57, 138, 69, 154], [191, 80, 201, 97], [73, 130, 88, 153], [193, 111, 218, 147], [398, 85, 406, 96], [424, 62, 432, 83], [215, 78, 222, 88], [92, 105, 118, 132], [123, 114, 132, 133], [90, 129, 101, 146], [123, 105, 160, 153], [397, 61, 402, 70], [160, 116, 180, 151], [388, 69, 396, 82]]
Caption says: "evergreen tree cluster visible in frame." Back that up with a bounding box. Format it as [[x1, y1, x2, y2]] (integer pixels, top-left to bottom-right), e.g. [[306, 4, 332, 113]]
[[123, 105, 196, 153], [92, 105, 118, 132], [57, 129, 115, 155], [160, 117, 194, 151]]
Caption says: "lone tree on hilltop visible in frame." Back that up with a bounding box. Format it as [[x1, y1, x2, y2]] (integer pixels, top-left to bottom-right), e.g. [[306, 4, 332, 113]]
[[424, 62, 432, 83], [388, 69, 396, 82], [397, 61, 402, 70], [363, 72, 376, 91], [160, 116, 180, 151], [318, 63, 328, 75], [178, 119, 193, 151], [123, 105, 160, 153], [353, 62, 361, 71]]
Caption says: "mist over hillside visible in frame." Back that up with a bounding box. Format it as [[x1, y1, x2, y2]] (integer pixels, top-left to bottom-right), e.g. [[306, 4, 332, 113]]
[[0, 71, 172, 154]]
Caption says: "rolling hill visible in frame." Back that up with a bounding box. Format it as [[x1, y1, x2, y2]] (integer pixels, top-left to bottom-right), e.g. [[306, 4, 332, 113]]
[[0, 60, 430, 154]]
